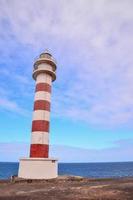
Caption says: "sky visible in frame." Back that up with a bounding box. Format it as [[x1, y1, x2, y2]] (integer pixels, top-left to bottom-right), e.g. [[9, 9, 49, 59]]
[[0, 0, 133, 162]]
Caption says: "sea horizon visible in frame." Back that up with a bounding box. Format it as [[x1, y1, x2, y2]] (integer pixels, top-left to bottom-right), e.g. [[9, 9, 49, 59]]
[[0, 160, 133, 164], [1, 161, 133, 180]]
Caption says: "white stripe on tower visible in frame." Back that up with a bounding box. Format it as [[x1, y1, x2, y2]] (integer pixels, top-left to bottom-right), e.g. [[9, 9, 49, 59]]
[[31, 132, 49, 144], [36, 73, 52, 85], [32, 110, 50, 121], [34, 91, 51, 102]]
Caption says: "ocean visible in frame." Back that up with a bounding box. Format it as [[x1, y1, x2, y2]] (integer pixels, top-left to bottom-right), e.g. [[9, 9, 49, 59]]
[[0, 162, 133, 179]]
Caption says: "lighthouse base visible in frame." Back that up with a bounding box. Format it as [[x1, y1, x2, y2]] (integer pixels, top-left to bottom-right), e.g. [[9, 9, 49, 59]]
[[18, 158, 58, 179]]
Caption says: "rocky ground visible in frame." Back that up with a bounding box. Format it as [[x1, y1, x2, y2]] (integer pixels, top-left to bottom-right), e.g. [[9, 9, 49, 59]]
[[0, 176, 133, 200]]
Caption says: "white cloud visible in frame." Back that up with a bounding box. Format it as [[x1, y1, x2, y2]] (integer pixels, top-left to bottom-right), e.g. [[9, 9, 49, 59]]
[[0, 0, 133, 127]]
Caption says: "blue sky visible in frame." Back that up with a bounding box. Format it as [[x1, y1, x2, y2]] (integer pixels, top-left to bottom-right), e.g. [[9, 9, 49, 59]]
[[0, 0, 133, 162]]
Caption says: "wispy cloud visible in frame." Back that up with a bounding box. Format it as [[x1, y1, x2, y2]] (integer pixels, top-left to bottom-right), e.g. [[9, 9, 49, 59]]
[[0, 142, 30, 161], [0, 139, 133, 162], [0, 97, 29, 116], [0, 0, 133, 127], [51, 139, 133, 162]]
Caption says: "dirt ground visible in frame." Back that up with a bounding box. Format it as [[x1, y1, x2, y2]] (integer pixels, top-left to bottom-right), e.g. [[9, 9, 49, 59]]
[[0, 176, 133, 200]]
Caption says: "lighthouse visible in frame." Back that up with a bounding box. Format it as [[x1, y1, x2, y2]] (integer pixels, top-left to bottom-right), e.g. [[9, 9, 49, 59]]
[[18, 50, 58, 179]]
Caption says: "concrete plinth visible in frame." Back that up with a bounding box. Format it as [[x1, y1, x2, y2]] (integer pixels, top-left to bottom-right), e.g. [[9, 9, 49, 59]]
[[18, 158, 58, 179]]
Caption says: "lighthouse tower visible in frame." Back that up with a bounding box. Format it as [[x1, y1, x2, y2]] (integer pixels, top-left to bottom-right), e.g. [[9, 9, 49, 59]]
[[18, 50, 58, 179]]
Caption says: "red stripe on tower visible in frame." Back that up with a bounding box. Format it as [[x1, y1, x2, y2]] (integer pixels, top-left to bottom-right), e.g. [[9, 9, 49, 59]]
[[34, 100, 50, 111], [35, 83, 51, 93], [30, 144, 49, 158], [32, 120, 49, 132]]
